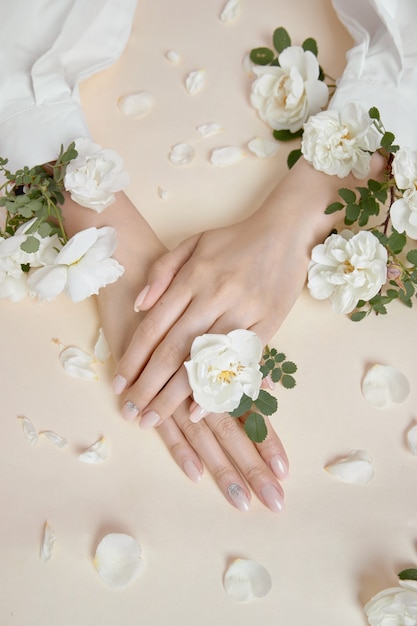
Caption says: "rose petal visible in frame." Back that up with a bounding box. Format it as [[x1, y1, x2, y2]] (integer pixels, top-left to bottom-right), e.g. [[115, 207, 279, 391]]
[[196, 123, 223, 137], [118, 92, 155, 117], [79, 437, 109, 463], [165, 50, 181, 64], [94, 533, 144, 589], [210, 147, 246, 166], [220, 0, 241, 21], [362, 364, 410, 408], [58, 345, 97, 381], [40, 522, 56, 563], [40, 431, 68, 448], [169, 143, 195, 166], [407, 424, 417, 456], [185, 69, 206, 95], [158, 186, 168, 200], [94, 327, 111, 363], [224, 559, 272, 602], [325, 450, 374, 484], [247, 137, 279, 158], [17, 415, 38, 446]]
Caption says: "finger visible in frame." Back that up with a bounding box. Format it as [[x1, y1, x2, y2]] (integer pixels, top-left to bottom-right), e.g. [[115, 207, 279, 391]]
[[134, 234, 201, 311], [207, 412, 285, 512], [156, 414, 204, 483], [172, 404, 252, 512], [249, 415, 289, 480], [138, 368, 191, 430]]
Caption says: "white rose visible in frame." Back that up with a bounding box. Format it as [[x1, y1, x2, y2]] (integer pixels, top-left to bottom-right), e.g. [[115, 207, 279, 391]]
[[184, 329, 263, 414], [364, 579, 417, 626], [28, 226, 124, 302], [64, 138, 130, 212], [301, 102, 381, 178], [308, 229, 387, 314], [0, 236, 28, 301], [250, 46, 328, 133], [391, 148, 417, 239]]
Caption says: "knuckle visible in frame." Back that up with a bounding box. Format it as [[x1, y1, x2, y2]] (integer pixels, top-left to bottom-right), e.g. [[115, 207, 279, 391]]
[[213, 415, 240, 442], [158, 340, 184, 368], [138, 314, 160, 343], [244, 463, 267, 484], [181, 419, 206, 442]]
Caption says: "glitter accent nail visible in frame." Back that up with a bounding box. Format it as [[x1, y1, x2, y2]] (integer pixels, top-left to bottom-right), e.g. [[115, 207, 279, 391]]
[[227, 483, 250, 512]]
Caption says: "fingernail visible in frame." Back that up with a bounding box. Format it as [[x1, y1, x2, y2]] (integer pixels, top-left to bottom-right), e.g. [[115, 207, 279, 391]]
[[261, 484, 284, 513], [139, 410, 161, 430], [270, 454, 289, 480], [182, 459, 202, 483], [227, 483, 250, 512], [134, 285, 150, 312], [121, 401, 140, 421], [189, 404, 208, 423], [112, 374, 127, 395]]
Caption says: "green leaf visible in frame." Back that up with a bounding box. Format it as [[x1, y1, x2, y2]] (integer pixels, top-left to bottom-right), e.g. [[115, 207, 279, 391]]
[[254, 389, 278, 416], [274, 352, 286, 363], [350, 310, 367, 322], [244, 413, 268, 443], [282, 361, 297, 374], [37, 222, 53, 237], [20, 236, 40, 253], [302, 37, 318, 56], [282, 374, 296, 389], [406, 249, 417, 266], [273, 128, 303, 142], [272, 27, 291, 53], [325, 202, 344, 215], [368, 179, 382, 192], [250, 47, 275, 66], [386, 289, 399, 299], [388, 230, 407, 254], [368, 107, 380, 120], [345, 203, 360, 223], [230, 393, 253, 418], [381, 131, 396, 151], [398, 568, 417, 582], [339, 188, 356, 204], [287, 149, 302, 169], [270, 368, 282, 383]]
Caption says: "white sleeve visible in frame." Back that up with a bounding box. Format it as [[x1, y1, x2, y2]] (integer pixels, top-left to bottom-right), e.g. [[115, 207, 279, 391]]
[[0, 0, 137, 171], [330, 0, 417, 149]]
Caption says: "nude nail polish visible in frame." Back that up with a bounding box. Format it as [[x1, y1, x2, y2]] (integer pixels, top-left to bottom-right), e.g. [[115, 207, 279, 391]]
[[261, 484, 284, 513], [182, 459, 202, 483], [121, 401, 140, 421], [133, 285, 150, 312], [112, 374, 127, 395], [139, 410, 161, 430], [270, 454, 289, 480], [189, 404, 208, 423], [227, 483, 250, 512]]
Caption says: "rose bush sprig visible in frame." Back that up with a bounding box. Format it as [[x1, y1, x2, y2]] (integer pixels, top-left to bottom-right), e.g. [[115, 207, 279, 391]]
[[184, 330, 297, 443], [0, 138, 128, 302]]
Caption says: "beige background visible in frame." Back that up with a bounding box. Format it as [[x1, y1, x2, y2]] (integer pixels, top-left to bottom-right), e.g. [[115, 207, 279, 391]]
[[1, 1, 416, 624]]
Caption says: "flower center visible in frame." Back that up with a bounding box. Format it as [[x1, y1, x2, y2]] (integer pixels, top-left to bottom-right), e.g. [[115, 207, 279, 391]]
[[343, 260, 355, 274]]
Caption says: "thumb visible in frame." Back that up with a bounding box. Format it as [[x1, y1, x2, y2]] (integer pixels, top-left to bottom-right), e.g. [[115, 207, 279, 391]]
[[134, 233, 201, 311]]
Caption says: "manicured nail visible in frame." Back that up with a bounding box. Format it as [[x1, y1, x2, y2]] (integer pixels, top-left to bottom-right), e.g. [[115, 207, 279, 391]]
[[121, 401, 140, 421], [189, 404, 208, 423], [133, 285, 150, 312], [227, 483, 250, 512], [261, 484, 284, 513], [139, 410, 161, 430], [182, 459, 202, 483], [270, 454, 289, 480], [112, 374, 127, 395]]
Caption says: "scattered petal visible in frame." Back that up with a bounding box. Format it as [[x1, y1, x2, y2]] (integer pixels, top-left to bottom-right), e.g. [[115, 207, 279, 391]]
[[210, 147, 246, 166], [158, 186, 168, 200], [94, 327, 111, 363], [40, 522, 56, 563], [247, 137, 279, 158], [196, 123, 223, 137], [165, 50, 181, 64], [40, 431, 68, 448], [407, 424, 417, 456], [185, 69, 206, 95], [79, 437, 109, 463], [224, 559, 272, 602], [94, 533, 144, 589], [220, 0, 241, 22], [325, 450, 374, 485], [362, 364, 410, 408], [17, 415, 38, 446], [169, 143, 195, 166], [117, 91, 155, 117], [57, 344, 97, 381]]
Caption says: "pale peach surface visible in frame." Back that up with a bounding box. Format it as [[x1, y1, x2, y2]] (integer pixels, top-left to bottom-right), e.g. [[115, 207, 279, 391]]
[[1, 1, 417, 625]]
